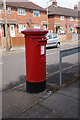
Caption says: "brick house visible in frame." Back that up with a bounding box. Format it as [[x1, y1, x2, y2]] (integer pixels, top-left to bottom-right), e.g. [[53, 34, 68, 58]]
[[0, 1, 47, 38], [48, 0, 80, 34]]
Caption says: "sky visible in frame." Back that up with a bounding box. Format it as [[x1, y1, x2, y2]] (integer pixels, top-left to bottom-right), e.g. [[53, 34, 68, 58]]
[[29, 0, 80, 9]]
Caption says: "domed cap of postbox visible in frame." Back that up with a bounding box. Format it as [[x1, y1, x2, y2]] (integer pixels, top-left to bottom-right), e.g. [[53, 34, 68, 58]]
[[21, 29, 48, 35]]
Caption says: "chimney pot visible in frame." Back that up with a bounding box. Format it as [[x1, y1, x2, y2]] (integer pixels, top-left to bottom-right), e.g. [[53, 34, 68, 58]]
[[52, 0, 57, 6], [74, 4, 78, 10]]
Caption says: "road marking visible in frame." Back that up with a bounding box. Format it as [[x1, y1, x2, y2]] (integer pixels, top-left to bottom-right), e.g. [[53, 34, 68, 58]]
[[47, 64, 78, 77], [46, 51, 59, 56]]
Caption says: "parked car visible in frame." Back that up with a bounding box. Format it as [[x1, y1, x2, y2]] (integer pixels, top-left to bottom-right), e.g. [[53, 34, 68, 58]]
[[46, 33, 60, 48]]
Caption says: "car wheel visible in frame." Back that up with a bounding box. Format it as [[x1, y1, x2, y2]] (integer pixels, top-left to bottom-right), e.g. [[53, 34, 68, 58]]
[[56, 43, 60, 48]]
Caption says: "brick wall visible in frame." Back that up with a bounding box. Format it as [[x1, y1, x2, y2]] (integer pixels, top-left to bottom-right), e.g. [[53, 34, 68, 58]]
[[0, 37, 25, 48], [48, 15, 78, 34], [1, 7, 47, 38], [0, 38, 2, 47], [59, 34, 72, 42], [12, 37, 25, 47], [48, 15, 54, 32], [0, 37, 11, 48], [0, 34, 73, 48]]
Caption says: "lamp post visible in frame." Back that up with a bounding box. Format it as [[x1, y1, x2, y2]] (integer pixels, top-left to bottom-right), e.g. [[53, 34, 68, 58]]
[[3, 0, 9, 51], [47, 0, 52, 30]]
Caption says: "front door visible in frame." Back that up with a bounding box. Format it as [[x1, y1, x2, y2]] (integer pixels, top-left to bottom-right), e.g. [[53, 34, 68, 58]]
[[56, 27, 58, 33], [43, 25, 46, 30], [10, 25, 15, 37]]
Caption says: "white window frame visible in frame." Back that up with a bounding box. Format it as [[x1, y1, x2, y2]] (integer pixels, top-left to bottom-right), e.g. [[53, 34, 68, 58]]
[[43, 25, 46, 30], [19, 24, 26, 33], [70, 17, 73, 21], [76, 18, 78, 21], [2, 8, 4, 13], [60, 27, 64, 33], [75, 27, 77, 33], [34, 25, 40, 29], [0, 25, 2, 36], [60, 16, 64, 21], [0, 8, 1, 13], [78, 18, 80, 22], [33, 10, 40, 17], [8, 7, 11, 14], [18, 8, 26, 15], [70, 27, 73, 33]]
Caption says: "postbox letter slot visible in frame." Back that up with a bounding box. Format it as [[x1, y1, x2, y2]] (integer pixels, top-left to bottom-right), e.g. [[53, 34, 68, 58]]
[[38, 40, 47, 43]]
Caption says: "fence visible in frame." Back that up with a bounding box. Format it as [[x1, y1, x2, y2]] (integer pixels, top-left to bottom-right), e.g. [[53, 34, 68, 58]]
[[0, 37, 25, 48], [59, 46, 80, 88]]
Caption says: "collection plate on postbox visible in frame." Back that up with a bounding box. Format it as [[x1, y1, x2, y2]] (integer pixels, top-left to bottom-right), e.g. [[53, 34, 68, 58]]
[[41, 45, 45, 55]]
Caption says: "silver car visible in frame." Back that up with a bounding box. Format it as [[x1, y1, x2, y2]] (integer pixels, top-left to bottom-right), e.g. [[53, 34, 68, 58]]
[[46, 33, 60, 48]]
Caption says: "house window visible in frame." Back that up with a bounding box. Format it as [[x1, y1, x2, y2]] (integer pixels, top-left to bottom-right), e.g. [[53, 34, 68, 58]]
[[0, 25, 2, 36], [18, 8, 25, 15], [70, 27, 73, 33], [8, 7, 11, 14], [76, 18, 78, 21], [78, 18, 80, 22], [19, 25, 26, 32], [60, 27, 64, 33], [33, 10, 40, 17], [34, 25, 40, 29], [60, 16, 64, 20], [70, 17, 73, 21], [2, 8, 4, 13], [43, 25, 46, 30], [75, 27, 77, 33]]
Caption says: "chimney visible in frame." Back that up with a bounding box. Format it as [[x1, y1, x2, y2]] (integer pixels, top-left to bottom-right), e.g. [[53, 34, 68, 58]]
[[52, 0, 57, 6], [74, 4, 78, 10]]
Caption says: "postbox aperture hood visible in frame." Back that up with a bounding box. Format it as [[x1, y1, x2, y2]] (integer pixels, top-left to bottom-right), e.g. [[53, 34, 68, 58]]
[[21, 28, 48, 36]]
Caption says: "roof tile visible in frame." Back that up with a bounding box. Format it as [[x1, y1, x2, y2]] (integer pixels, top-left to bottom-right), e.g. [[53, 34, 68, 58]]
[[0, 1, 46, 12], [48, 5, 79, 18]]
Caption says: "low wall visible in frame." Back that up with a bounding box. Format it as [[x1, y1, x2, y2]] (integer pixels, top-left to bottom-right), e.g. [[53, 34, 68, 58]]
[[0, 37, 11, 48], [12, 37, 25, 47], [72, 33, 80, 40], [0, 37, 25, 48], [0, 34, 78, 48], [0, 38, 2, 47], [59, 34, 72, 42]]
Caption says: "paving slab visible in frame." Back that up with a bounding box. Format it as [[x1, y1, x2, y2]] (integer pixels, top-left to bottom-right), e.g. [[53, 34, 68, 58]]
[[19, 104, 64, 118], [2, 90, 42, 118], [40, 92, 78, 118], [58, 81, 79, 100], [18, 104, 51, 118], [18, 84, 53, 99]]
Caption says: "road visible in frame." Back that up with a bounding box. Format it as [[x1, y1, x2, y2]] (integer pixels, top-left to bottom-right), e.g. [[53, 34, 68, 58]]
[[1, 42, 79, 91]]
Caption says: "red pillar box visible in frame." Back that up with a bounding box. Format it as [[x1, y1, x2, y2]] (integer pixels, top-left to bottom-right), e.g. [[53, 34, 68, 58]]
[[21, 29, 48, 93]]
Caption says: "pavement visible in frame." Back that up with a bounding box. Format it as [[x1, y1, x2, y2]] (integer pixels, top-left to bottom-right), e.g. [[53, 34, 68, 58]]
[[2, 80, 79, 118], [1, 39, 79, 119]]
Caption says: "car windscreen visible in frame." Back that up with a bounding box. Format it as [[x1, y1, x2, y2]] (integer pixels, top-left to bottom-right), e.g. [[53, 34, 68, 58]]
[[47, 34, 53, 39], [53, 34, 57, 38], [46, 33, 57, 39]]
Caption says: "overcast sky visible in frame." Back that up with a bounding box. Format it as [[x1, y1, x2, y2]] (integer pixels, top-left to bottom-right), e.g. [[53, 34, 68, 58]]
[[29, 0, 80, 9]]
